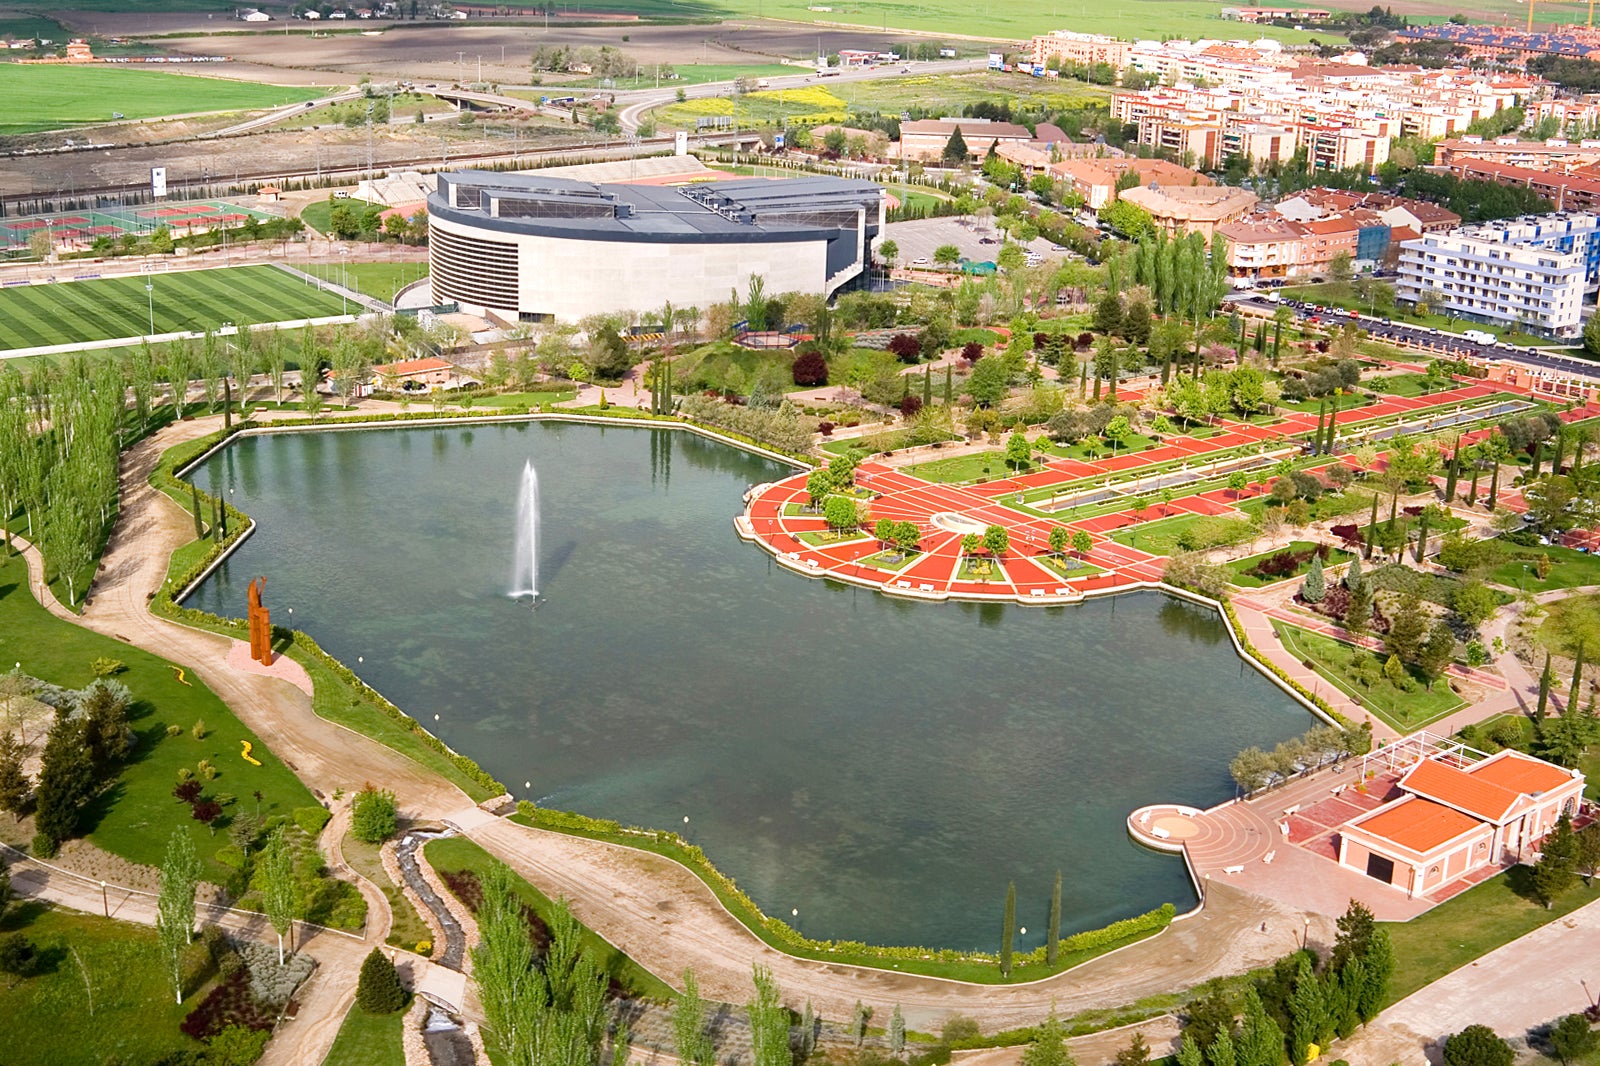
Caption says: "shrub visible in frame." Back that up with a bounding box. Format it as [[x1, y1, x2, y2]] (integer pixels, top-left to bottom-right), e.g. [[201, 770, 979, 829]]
[[30, 832, 57, 859], [175, 780, 203, 804], [1076, 332, 1094, 350], [182, 969, 276, 1040], [89, 657, 124, 677], [292, 806, 332, 837], [817, 421, 835, 437], [961, 341, 984, 363], [166, 724, 183, 738], [205, 1026, 270, 1066], [900, 394, 924, 417], [791, 349, 828, 387], [351, 786, 399, 844], [356, 948, 407, 1014], [192, 720, 207, 741], [888, 333, 922, 362], [239, 942, 314, 1008], [1442, 1025, 1513, 1066], [0, 933, 40, 982]]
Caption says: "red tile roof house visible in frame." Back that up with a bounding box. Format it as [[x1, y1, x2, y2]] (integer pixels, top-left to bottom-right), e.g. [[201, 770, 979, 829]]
[[372, 356, 456, 390], [1339, 749, 1585, 898]]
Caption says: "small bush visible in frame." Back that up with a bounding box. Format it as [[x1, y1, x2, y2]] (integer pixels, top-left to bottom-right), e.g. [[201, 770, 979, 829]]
[[0, 933, 40, 981], [166, 724, 183, 738], [192, 720, 207, 740], [888, 333, 922, 362], [899, 394, 924, 417], [89, 657, 124, 677], [182, 969, 276, 1040], [791, 349, 828, 387], [198, 759, 219, 781], [239, 942, 314, 1008], [30, 833, 57, 859], [350, 786, 398, 844], [960, 341, 984, 363], [292, 806, 331, 838], [356, 948, 407, 1014]]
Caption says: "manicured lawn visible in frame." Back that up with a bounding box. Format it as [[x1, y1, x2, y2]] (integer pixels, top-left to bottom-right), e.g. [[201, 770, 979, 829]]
[[1109, 512, 1255, 556], [1227, 542, 1351, 588], [323, 1001, 406, 1066], [472, 390, 578, 408], [0, 266, 348, 351], [1236, 490, 1375, 523], [1490, 544, 1600, 592], [294, 260, 428, 303], [797, 529, 869, 547], [1368, 372, 1451, 398], [298, 197, 385, 238], [1271, 620, 1465, 733], [342, 831, 435, 955], [0, 566, 315, 880], [1038, 433, 1159, 462], [863, 549, 920, 571], [1035, 553, 1105, 577], [905, 450, 1016, 483], [0, 64, 325, 135], [1385, 866, 1600, 1005], [424, 835, 678, 1001], [0, 903, 209, 1065], [957, 557, 1005, 582]]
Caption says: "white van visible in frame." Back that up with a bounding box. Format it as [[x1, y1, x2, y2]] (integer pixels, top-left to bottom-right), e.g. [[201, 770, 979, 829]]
[[1462, 329, 1496, 345]]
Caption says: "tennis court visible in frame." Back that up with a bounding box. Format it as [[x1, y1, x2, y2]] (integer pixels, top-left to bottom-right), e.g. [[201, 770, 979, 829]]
[[0, 199, 277, 254]]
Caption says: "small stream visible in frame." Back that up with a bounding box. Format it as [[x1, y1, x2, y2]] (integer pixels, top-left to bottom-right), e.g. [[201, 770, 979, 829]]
[[396, 829, 467, 971]]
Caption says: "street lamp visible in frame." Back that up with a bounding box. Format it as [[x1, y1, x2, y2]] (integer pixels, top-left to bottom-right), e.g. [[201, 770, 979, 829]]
[[146, 278, 155, 338]]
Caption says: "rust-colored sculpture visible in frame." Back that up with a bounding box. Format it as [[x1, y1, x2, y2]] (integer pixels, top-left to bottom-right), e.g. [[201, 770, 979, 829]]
[[246, 577, 273, 665]]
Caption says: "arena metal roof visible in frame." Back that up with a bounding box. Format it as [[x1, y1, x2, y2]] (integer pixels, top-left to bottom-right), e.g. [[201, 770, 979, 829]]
[[428, 170, 884, 244]]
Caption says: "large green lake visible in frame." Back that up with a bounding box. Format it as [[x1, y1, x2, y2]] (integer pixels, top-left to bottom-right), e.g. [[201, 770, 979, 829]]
[[191, 422, 1310, 951]]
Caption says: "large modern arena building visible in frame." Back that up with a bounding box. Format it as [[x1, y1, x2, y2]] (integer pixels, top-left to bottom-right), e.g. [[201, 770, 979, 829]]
[[426, 170, 886, 322]]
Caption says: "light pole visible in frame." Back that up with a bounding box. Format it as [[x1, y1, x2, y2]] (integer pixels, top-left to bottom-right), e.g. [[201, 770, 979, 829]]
[[145, 276, 155, 337], [101, 880, 109, 917]]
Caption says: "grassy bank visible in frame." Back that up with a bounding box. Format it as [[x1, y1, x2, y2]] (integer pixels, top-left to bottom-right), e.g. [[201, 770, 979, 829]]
[[323, 1001, 406, 1066]]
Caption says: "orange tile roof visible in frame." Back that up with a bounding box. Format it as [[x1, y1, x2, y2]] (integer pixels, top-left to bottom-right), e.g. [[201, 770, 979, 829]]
[[1350, 797, 1484, 854], [1402, 759, 1521, 822], [1466, 751, 1577, 797], [375, 356, 452, 376]]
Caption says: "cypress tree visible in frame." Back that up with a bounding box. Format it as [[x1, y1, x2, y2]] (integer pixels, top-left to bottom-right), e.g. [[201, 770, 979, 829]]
[[1078, 361, 1087, 397], [190, 484, 204, 540], [1287, 956, 1326, 1065], [923, 369, 932, 407], [1569, 638, 1585, 716], [1325, 392, 1340, 454], [1538, 651, 1553, 721], [944, 363, 952, 404], [1046, 870, 1061, 967], [1443, 443, 1459, 503], [1313, 404, 1326, 456], [1365, 493, 1378, 559], [1272, 321, 1282, 365], [356, 948, 407, 1013], [1532, 439, 1544, 480], [222, 377, 232, 431], [211, 499, 222, 544], [1414, 509, 1430, 563], [1302, 553, 1326, 603], [1161, 354, 1172, 385], [1092, 370, 1102, 401], [1000, 880, 1015, 977], [1345, 552, 1364, 595], [1554, 429, 1568, 474]]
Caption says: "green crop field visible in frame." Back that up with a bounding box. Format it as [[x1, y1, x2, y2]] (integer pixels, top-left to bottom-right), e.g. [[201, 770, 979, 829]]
[[0, 265, 349, 351], [0, 14, 65, 41], [0, 65, 326, 135]]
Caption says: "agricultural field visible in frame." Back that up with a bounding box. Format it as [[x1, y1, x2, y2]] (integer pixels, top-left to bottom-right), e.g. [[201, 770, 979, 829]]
[[0, 265, 348, 351], [0, 13, 64, 42], [657, 83, 848, 127], [843, 70, 1110, 115], [0, 64, 327, 136]]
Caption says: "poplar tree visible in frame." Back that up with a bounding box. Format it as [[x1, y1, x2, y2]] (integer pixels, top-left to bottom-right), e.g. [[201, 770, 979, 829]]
[[750, 965, 793, 1066], [191, 483, 204, 539], [157, 827, 200, 1003], [673, 969, 714, 1066], [890, 1005, 906, 1056], [1287, 956, 1326, 1065], [259, 827, 298, 964]]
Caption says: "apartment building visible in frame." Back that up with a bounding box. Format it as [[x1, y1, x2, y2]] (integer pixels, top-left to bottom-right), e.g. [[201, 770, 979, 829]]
[[1048, 157, 1213, 210], [1435, 135, 1600, 173], [1396, 214, 1600, 337], [1214, 217, 1307, 278], [894, 118, 1034, 163], [1118, 183, 1259, 241], [1449, 158, 1600, 212], [1027, 30, 1133, 70]]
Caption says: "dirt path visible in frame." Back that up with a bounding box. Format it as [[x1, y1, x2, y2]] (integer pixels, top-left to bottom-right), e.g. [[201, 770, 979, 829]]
[[20, 412, 1344, 1050]]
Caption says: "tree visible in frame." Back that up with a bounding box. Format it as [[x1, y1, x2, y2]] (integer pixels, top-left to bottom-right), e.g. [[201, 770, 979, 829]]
[[1287, 955, 1325, 1065], [1384, 593, 1428, 664], [1114, 1032, 1151, 1066], [792, 349, 828, 387], [1344, 580, 1374, 635], [1576, 822, 1600, 885], [258, 827, 298, 964], [878, 239, 899, 270], [1453, 581, 1497, 629], [984, 524, 1010, 559], [1006, 430, 1032, 470], [351, 786, 398, 844], [942, 126, 968, 164], [1020, 1007, 1073, 1066], [1000, 880, 1016, 977], [749, 964, 793, 1066], [1093, 292, 1123, 336], [33, 714, 95, 850], [1301, 554, 1325, 603], [1442, 1025, 1513, 1066], [934, 244, 962, 268], [805, 469, 833, 510], [1550, 1013, 1599, 1064], [472, 861, 540, 1065], [824, 495, 858, 531], [157, 828, 199, 1003], [0, 934, 38, 988], [1046, 869, 1062, 967], [895, 521, 921, 553], [1419, 620, 1455, 690], [1230, 747, 1274, 794], [889, 1005, 906, 1056], [357, 947, 408, 1013], [968, 355, 1010, 407], [1237, 988, 1284, 1066], [0, 733, 28, 814], [1329, 251, 1354, 288], [1205, 1029, 1236, 1066], [1072, 530, 1092, 556], [1533, 812, 1581, 908], [673, 969, 715, 1066]]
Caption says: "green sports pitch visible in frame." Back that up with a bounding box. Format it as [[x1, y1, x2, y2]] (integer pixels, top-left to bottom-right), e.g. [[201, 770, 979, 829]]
[[0, 265, 349, 352]]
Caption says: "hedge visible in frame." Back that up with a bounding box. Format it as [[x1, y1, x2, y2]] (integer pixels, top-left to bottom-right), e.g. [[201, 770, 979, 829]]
[[1221, 600, 1356, 731], [517, 803, 1175, 974], [293, 806, 333, 837]]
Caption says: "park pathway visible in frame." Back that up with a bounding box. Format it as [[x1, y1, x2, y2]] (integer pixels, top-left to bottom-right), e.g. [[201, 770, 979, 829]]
[[11, 412, 1338, 1051]]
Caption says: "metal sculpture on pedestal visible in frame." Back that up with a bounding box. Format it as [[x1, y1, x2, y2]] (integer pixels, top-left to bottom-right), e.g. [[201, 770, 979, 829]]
[[247, 577, 273, 665]]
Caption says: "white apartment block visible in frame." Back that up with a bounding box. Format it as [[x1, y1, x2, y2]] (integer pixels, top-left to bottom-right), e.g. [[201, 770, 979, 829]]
[[1396, 215, 1600, 338]]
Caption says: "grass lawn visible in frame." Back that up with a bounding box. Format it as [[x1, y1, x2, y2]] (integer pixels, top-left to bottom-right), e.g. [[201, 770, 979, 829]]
[[294, 260, 428, 303], [1489, 544, 1600, 592], [0, 14, 64, 41], [1236, 490, 1375, 524], [905, 450, 1017, 483], [797, 529, 868, 547], [298, 197, 384, 238], [424, 835, 677, 1000], [0, 565, 315, 880], [1368, 372, 1452, 398], [1227, 542, 1351, 588], [1271, 620, 1465, 733], [863, 549, 919, 571], [323, 1001, 406, 1066], [470, 389, 577, 408], [1035, 553, 1104, 577], [957, 557, 1005, 582], [1385, 866, 1600, 1005], [0, 266, 348, 351], [1109, 512, 1255, 556], [0, 903, 209, 1065], [0, 64, 326, 135], [342, 831, 436, 954]]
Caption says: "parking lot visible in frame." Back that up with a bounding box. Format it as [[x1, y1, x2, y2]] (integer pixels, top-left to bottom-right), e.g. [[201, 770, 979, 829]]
[[881, 216, 1062, 269]]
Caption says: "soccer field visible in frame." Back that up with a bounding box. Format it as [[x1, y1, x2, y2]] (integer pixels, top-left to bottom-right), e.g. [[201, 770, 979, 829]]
[[0, 266, 349, 352], [0, 66, 327, 136]]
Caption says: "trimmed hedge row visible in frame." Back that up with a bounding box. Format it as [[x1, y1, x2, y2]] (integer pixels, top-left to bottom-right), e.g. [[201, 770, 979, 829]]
[[518, 803, 1174, 974]]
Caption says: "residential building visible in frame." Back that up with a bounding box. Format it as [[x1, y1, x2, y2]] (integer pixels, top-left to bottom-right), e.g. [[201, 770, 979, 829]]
[[1027, 30, 1132, 71], [1048, 157, 1212, 210], [1117, 183, 1258, 241], [372, 356, 456, 389], [1435, 136, 1600, 173], [1215, 217, 1306, 278], [1224, 6, 1332, 21], [1396, 213, 1600, 337], [1448, 158, 1600, 212]]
